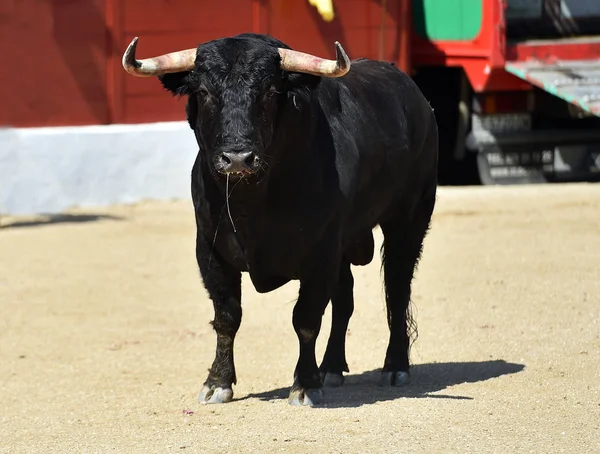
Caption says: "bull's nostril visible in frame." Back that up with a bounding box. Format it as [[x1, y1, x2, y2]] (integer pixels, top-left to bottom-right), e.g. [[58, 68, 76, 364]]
[[244, 153, 256, 168], [221, 154, 232, 166]]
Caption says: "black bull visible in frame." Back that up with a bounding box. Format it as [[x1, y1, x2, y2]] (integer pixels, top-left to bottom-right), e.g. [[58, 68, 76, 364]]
[[122, 33, 438, 406]]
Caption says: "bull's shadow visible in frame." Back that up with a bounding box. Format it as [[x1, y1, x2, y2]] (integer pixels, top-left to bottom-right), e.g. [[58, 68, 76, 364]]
[[0, 214, 123, 230], [241, 360, 525, 408]]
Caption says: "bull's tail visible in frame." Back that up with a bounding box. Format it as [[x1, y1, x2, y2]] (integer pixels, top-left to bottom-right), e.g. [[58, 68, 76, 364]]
[[379, 189, 435, 372]]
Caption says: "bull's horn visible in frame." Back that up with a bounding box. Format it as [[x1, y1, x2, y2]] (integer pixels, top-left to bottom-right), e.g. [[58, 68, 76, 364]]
[[122, 37, 197, 77], [278, 42, 350, 78]]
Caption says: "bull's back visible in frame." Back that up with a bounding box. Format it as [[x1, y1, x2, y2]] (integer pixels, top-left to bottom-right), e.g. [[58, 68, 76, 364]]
[[338, 59, 435, 159], [323, 59, 438, 237]]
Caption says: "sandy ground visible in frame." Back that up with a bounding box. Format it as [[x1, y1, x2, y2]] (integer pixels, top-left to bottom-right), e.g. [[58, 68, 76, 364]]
[[1, 183, 599, 453]]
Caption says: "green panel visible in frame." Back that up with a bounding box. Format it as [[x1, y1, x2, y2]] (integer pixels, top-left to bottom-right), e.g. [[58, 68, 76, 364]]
[[413, 0, 483, 41]]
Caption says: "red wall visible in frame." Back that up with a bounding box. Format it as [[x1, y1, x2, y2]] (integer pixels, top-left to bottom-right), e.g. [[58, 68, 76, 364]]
[[2, 0, 405, 128], [265, 0, 403, 68], [1, 0, 110, 127]]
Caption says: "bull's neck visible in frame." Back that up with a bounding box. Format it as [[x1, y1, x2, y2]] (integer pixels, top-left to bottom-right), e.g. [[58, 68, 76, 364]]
[[269, 96, 322, 171]]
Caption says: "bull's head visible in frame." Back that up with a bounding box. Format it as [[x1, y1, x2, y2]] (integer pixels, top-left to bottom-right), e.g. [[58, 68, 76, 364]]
[[122, 34, 350, 180]]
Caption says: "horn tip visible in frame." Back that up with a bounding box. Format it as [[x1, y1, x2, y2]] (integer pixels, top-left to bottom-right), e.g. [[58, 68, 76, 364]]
[[334, 41, 351, 73], [123, 37, 142, 73]]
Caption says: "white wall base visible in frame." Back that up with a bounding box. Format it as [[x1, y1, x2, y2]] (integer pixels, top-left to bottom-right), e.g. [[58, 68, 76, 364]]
[[0, 122, 198, 215]]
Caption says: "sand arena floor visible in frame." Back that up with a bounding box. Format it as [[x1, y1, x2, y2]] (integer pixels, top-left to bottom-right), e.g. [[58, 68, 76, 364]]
[[1, 183, 599, 453]]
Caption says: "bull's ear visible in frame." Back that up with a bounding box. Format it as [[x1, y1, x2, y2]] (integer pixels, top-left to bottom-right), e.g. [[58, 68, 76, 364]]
[[158, 71, 193, 97], [185, 94, 198, 130]]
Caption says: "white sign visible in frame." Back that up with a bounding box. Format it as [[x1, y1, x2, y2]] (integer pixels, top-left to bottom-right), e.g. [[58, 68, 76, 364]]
[[472, 114, 532, 134]]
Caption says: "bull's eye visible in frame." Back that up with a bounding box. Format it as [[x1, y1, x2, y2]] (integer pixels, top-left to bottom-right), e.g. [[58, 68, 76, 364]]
[[262, 87, 280, 101], [198, 88, 209, 98]]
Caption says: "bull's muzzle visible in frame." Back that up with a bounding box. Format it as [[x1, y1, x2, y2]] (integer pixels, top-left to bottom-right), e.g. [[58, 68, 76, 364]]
[[214, 150, 260, 175]]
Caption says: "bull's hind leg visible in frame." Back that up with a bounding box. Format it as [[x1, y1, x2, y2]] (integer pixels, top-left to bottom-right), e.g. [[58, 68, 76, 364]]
[[195, 233, 242, 404], [319, 260, 354, 387], [379, 193, 435, 386]]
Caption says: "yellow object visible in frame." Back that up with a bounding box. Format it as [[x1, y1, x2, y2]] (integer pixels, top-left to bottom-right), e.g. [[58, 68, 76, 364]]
[[308, 0, 335, 22]]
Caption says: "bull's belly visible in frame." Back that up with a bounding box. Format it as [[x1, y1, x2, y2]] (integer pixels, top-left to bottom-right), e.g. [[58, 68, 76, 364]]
[[217, 229, 309, 292], [248, 272, 292, 293], [245, 245, 304, 293], [216, 194, 393, 291], [246, 240, 306, 280]]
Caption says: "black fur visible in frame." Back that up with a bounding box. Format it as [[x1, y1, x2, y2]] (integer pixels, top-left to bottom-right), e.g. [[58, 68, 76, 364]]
[[158, 33, 438, 404]]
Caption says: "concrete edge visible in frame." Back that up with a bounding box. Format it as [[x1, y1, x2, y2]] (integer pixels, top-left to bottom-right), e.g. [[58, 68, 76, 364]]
[[0, 122, 198, 216]]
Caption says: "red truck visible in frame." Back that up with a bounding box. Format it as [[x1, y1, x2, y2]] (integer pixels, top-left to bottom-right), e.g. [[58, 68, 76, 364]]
[[404, 0, 600, 185]]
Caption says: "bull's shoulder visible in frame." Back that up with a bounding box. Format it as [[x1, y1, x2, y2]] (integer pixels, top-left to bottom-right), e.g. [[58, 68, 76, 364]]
[[346, 58, 407, 78], [328, 59, 416, 103]]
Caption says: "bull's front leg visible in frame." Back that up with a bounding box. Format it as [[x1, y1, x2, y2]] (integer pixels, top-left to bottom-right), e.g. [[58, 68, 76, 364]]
[[288, 276, 334, 407], [195, 231, 242, 404]]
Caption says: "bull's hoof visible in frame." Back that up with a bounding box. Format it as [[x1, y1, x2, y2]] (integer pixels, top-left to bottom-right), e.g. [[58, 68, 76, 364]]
[[198, 385, 234, 404], [320, 372, 344, 388], [379, 371, 410, 387], [288, 388, 324, 407]]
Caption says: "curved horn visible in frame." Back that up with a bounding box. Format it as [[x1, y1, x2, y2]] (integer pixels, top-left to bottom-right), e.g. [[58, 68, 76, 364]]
[[122, 37, 197, 77], [278, 42, 350, 78]]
